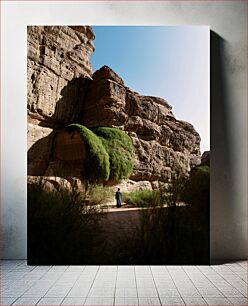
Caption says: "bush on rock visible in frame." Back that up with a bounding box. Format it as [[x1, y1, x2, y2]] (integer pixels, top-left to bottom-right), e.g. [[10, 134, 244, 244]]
[[93, 127, 134, 181], [66, 124, 110, 182]]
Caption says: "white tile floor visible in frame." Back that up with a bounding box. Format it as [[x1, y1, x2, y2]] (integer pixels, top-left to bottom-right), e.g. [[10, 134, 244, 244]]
[[1, 260, 247, 305]]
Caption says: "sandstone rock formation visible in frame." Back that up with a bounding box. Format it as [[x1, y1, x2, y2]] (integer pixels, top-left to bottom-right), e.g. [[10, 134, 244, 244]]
[[201, 151, 210, 166], [27, 26, 94, 176], [82, 66, 201, 181], [27, 26, 201, 185], [28, 26, 94, 122]]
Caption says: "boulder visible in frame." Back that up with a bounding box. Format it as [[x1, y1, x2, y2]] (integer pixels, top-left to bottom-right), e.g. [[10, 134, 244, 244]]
[[27, 175, 84, 192], [27, 123, 54, 175]]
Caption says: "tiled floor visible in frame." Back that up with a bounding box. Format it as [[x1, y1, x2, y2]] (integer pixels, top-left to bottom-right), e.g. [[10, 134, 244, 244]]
[[1, 260, 247, 305]]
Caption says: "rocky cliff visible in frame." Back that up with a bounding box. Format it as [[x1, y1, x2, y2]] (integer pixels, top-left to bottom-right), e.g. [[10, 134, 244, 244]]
[[27, 26, 94, 174], [27, 26, 201, 184]]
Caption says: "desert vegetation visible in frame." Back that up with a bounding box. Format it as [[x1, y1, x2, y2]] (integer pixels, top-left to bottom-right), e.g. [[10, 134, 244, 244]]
[[28, 180, 112, 264], [28, 164, 209, 265], [65, 124, 110, 181], [27, 26, 209, 265], [109, 165, 210, 264], [123, 189, 161, 207], [94, 127, 134, 181], [65, 124, 134, 182]]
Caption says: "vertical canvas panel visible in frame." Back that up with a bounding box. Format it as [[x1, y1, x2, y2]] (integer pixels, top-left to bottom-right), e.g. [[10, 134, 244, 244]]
[[27, 25, 210, 265]]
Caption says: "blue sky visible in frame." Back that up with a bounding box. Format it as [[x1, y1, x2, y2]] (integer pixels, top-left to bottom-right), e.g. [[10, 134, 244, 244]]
[[91, 26, 209, 153]]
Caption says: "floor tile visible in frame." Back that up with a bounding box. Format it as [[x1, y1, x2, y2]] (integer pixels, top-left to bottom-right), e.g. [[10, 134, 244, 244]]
[[66, 266, 85, 272], [177, 289, 201, 298], [60, 271, 81, 278], [116, 279, 136, 287], [85, 297, 114, 305], [135, 266, 151, 272], [160, 297, 185, 305], [0, 297, 17, 305], [1, 260, 246, 306], [228, 297, 248, 305], [117, 272, 136, 279], [117, 273, 136, 280], [136, 278, 155, 287], [77, 276, 96, 283], [157, 288, 180, 297], [83, 266, 99, 273], [96, 272, 117, 279], [49, 266, 69, 272], [99, 266, 117, 272], [197, 288, 224, 297], [45, 284, 72, 297], [152, 273, 171, 280], [67, 285, 91, 297], [2, 289, 29, 298], [115, 297, 138, 305], [204, 297, 233, 305], [22, 272, 46, 281], [92, 279, 116, 288], [151, 266, 166, 271], [22, 280, 55, 296], [37, 297, 64, 305], [217, 286, 245, 297], [182, 297, 207, 305], [154, 280, 175, 288], [12, 297, 40, 305], [41, 272, 63, 281], [32, 266, 52, 272], [117, 266, 135, 272], [114, 287, 137, 298], [12, 265, 35, 272], [4, 272, 28, 280], [61, 297, 86, 305], [88, 287, 115, 298], [138, 297, 161, 305], [137, 287, 158, 298]]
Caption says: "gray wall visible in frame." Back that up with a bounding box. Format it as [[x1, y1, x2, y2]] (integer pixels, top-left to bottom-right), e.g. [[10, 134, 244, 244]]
[[1, 1, 246, 260]]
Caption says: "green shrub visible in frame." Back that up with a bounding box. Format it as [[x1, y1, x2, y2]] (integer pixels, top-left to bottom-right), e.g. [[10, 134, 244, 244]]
[[86, 184, 113, 206], [109, 165, 209, 264], [163, 177, 186, 207], [123, 189, 160, 207], [66, 124, 110, 182], [93, 127, 134, 181], [110, 199, 209, 264], [180, 165, 210, 213], [28, 180, 106, 264]]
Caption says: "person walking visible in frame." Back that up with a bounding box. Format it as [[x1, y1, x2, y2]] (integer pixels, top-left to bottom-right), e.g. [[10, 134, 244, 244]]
[[115, 188, 122, 208]]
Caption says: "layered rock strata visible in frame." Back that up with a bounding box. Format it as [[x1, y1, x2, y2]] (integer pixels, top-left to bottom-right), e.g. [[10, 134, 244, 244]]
[[27, 26, 201, 184], [27, 26, 94, 175], [82, 66, 201, 181]]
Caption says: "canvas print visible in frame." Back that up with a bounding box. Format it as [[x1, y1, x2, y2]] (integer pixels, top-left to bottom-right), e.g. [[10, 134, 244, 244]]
[[27, 26, 210, 265]]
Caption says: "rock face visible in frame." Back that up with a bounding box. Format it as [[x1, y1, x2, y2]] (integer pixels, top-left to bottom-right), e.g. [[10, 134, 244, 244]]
[[27, 26, 94, 123], [27, 26, 201, 183], [27, 26, 94, 175], [82, 66, 201, 181], [27, 123, 54, 175], [201, 151, 210, 166]]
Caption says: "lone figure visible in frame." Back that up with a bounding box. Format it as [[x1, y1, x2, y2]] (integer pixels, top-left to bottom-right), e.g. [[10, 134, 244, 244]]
[[115, 188, 122, 208]]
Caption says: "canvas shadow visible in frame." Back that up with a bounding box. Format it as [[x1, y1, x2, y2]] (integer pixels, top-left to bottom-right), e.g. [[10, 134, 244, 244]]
[[210, 31, 239, 263]]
